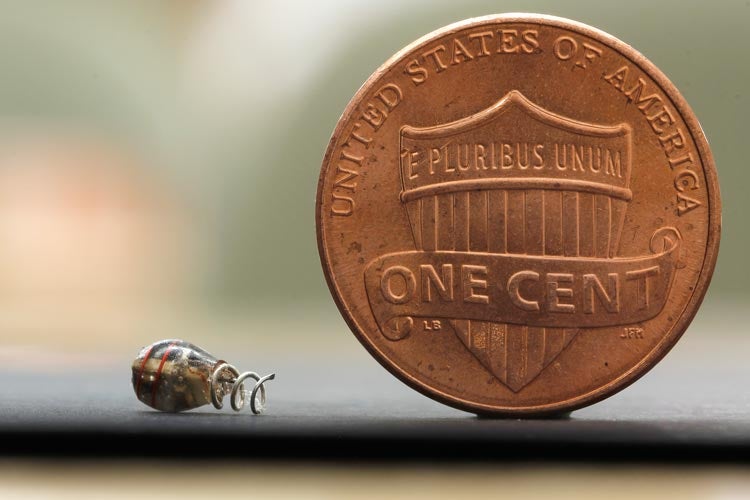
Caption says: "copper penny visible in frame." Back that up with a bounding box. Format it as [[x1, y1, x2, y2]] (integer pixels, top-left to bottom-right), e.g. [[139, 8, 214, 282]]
[[316, 14, 721, 416]]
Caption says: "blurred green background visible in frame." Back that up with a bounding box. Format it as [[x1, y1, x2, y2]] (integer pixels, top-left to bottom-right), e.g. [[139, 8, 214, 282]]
[[0, 0, 744, 359]]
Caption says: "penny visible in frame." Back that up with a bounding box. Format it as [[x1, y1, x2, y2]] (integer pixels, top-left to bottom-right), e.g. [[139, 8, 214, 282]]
[[316, 14, 721, 416]]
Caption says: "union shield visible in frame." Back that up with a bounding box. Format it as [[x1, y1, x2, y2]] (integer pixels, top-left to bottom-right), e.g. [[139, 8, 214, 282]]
[[400, 91, 631, 392]]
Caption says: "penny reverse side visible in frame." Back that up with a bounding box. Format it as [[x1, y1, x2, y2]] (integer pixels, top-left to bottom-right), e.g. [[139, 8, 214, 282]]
[[316, 14, 721, 415]]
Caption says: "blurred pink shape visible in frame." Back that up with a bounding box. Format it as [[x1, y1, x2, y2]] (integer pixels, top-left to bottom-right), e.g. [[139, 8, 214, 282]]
[[0, 134, 193, 309]]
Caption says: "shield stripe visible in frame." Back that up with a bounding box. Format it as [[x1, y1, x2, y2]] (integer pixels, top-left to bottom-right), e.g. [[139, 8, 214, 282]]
[[405, 196, 421, 250], [453, 192, 469, 251], [421, 195, 437, 252], [437, 193, 454, 251], [469, 191, 489, 252], [505, 324, 527, 390], [506, 191, 526, 254], [562, 192, 579, 257], [488, 190, 507, 253], [578, 193, 595, 257], [595, 194, 608, 257], [544, 190, 563, 256], [610, 199, 626, 258], [525, 190, 544, 255], [526, 326, 547, 382]]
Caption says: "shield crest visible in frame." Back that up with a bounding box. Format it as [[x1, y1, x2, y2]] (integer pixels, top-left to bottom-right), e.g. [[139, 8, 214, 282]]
[[398, 91, 632, 392]]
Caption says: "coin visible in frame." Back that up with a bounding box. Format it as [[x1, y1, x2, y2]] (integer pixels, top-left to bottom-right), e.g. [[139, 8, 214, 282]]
[[316, 14, 721, 416]]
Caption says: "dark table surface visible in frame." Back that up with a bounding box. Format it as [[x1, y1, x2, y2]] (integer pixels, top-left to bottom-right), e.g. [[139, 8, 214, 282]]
[[1, 300, 748, 462], [2, 356, 748, 461]]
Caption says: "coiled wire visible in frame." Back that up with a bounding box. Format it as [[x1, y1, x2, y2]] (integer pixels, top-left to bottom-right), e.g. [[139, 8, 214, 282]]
[[211, 362, 275, 414], [230, 372, 276, 414]]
